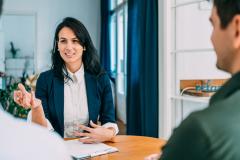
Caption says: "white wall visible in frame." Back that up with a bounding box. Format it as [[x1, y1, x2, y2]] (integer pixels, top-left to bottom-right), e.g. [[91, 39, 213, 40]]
[[2, 14, 35, 77], [158, 0, 164, 138], [174, 1, 230, 126], [2, 0, 100, 72], [175, 1, 229, 80], [160, 0, 231, 138], [3, 15, 35, 59]]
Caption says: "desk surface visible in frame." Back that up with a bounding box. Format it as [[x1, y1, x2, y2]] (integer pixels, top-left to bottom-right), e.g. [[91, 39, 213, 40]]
[[90, 135, 166, 160]]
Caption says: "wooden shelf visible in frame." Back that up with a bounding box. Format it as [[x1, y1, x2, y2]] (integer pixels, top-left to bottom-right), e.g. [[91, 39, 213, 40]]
[[171, 95, 210, 103], [182, 89, 215, 97], [180, 79, 227, 90], [172, 0, 207, 8]]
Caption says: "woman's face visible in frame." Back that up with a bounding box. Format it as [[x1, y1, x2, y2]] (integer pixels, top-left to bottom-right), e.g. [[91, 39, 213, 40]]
[[57, 27, 85, 68]]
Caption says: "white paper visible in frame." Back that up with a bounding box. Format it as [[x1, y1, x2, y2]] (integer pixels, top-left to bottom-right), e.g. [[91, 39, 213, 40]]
[[64, 139, 118, 159]]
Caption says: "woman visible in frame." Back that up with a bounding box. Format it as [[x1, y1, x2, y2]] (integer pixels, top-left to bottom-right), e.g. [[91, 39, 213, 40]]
[[14, 17, 118, 143]]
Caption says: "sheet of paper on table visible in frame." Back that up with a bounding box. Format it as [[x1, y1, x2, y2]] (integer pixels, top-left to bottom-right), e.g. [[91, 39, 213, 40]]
[[64, 139, 118, 159]]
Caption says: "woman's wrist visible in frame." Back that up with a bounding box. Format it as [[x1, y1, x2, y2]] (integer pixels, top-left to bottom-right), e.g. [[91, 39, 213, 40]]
[[108, 127, 116, 139], [31, 100, 47, 127], [31, 99, 42, 110]]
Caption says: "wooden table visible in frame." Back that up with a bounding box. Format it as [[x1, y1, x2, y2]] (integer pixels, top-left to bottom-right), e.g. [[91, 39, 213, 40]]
[[83, 135, 166, 160]]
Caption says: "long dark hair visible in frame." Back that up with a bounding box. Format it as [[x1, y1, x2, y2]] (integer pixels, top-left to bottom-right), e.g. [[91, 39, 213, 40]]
[[51, 17, 104, 81]]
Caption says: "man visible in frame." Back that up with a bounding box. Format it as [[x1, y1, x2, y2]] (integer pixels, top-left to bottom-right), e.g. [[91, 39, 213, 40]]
[[147, 0, 240, 159], [0, 108, 71, 160], [0, 1, 71, 159]]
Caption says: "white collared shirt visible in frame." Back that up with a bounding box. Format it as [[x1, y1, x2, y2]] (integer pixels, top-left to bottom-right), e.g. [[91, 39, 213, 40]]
[[28, 64, 119, 137], [64, 65, 89, 137]]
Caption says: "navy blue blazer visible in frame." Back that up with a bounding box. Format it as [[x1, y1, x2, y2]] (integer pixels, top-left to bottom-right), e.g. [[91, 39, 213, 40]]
[[35, 69, 116, 137]]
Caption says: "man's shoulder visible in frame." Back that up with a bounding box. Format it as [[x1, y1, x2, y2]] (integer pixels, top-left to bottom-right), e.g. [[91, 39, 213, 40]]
[[160, 111, 209, 160], [0, 110, 71, 160], [184, 90, 240, 141], [190, 90, 240, 117], [202, 90, 240, 118]]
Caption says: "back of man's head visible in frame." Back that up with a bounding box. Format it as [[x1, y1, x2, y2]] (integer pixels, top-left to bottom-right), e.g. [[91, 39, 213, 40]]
[[214, 0, 240, 29]]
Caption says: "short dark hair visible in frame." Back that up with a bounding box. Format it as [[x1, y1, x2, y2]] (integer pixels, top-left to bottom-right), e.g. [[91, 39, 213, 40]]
[[51, 17, 104, 81], [214, 0, 240, 28]]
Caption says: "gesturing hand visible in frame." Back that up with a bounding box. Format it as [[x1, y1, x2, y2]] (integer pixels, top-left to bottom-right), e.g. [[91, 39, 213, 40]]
[[74, 121, 115, 144], [13, 83, 41, 109]]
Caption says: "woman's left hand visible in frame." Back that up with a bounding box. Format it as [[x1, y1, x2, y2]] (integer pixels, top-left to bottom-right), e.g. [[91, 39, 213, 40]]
[[74, 121, 115, 144]]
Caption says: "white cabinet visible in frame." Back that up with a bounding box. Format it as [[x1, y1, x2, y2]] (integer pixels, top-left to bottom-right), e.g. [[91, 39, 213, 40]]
[[2, 13, 36, 79], [5, 57, 34, 77], [161, 0, 230, 138]]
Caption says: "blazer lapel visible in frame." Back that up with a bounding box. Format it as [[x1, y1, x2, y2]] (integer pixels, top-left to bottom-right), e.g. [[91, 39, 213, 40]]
[[53, 76, 64, 132], [84, 72, 98, 123]]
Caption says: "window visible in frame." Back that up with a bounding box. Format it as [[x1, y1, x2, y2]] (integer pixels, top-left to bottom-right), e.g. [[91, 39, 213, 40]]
[[110, 0, 128, 94]]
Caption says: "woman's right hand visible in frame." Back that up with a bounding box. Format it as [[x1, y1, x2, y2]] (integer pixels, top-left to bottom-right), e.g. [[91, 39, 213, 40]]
[[14, 83, 47, 127], [14, 83, 41, 109]]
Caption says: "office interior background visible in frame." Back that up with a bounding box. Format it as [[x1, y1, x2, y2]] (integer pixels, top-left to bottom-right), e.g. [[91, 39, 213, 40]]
[[0, 0, 230, 139]]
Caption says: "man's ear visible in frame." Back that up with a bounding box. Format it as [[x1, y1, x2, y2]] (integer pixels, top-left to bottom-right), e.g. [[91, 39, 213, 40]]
[[233, 15, 240, 49]]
